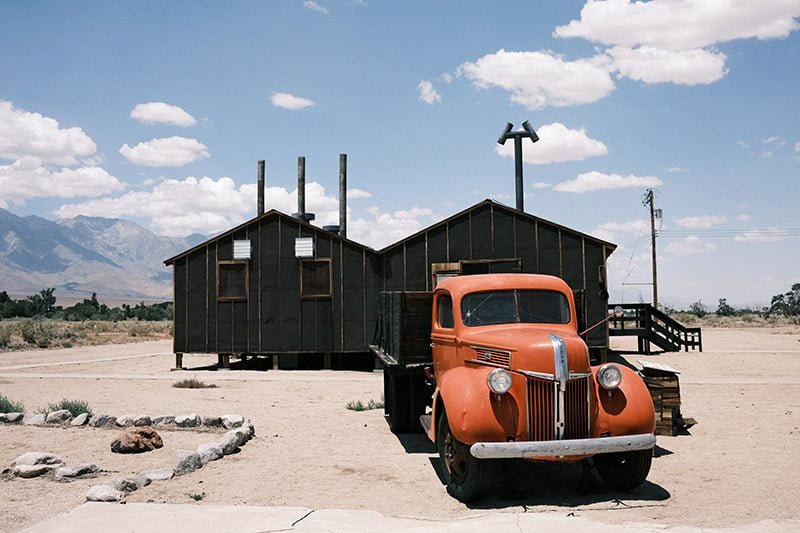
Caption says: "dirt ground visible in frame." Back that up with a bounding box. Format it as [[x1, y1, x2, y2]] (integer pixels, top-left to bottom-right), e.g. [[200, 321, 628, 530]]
[[1, 328, 799, 532]]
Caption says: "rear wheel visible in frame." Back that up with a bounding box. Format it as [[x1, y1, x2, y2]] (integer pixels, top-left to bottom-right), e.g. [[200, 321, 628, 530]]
[[437, 412, 498, 502], [593, 448, 652, 490]]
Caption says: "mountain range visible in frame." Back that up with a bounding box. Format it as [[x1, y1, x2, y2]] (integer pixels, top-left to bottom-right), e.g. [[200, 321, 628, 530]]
[[0, 208, 205, 301]]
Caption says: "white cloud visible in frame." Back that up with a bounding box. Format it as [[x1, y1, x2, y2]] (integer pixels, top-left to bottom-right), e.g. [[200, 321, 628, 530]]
[[130, 102, 197, 127], [553, 171, 662, 193], [457, 49, 615, 110], [0, 157, 125, 208], [0, 100, 96, 165], [532, 182, 552, 189], [270, 92, 316, 110], [606, 46, 728, 85], [664, 236, 717, 256], [667, 166, 687, 172], [591, 219, 649, 242], [554, 0, 800, 51], [349, 207, 437, 249], [418, 80, 442, 104], [735, 227, 785, 243], [119, 136, 209, 167], [795, 141, 800, 152], [303, 0, 329, 15], [347, 188, 372, 199], [738, 214, 752, 222], [495, 122, 607, 164], [676, 215, 727, 228], [762, 136, 783, 144], [55, 175, 421, 246]]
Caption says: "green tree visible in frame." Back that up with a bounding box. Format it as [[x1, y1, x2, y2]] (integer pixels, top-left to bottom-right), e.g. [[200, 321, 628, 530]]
[[716, 298, 736, 317], [688, 300, 706, 318], [769, 283, 800, 317]]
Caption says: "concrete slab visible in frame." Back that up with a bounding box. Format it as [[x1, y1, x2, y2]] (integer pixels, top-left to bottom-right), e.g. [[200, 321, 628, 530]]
[[20, 503, 800, 533]]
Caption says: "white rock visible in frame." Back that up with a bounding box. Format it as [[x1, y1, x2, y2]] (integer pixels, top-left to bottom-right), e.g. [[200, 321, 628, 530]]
[[0, 412, 23, 423], [12, 452, 63, 467], [22, 413, 45, 426], [85, 485, 126, 502], [221, 414, 244, 429], [114, 475, 151, 493], [13, 464, 54, 478], [46, 409, 72, 424], [133, 415, 152, 427], [175, 414, 201, 428], [71, 413, 90, 426], [54, 464, 99, 480], [197, 443, 223, 464], [218, 431, 240, 455], [115, 415, 135, 427], [174, 451, 203, 476], [140, 469, 174, 481]]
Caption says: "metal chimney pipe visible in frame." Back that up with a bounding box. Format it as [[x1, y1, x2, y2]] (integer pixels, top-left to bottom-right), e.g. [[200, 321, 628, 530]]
[[257, 160, 265, 216], [297, 156, 306, 216], [339, 153, 347, 239]]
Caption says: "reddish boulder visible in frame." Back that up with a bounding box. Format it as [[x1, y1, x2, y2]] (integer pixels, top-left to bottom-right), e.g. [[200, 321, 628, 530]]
[[110, 426, 163, 454]]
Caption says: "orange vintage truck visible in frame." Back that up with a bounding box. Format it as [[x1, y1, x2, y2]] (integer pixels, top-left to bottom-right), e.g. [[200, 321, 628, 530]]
[[370, 273, 656, 502]]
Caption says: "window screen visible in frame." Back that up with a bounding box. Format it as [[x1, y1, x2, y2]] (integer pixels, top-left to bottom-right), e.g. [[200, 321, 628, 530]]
[[301, 260, 331, 297], [218, 262, 247, 300]]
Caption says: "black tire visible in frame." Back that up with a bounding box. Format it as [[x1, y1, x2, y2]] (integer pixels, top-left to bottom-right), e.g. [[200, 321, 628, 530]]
[[593, 448, 653, 491], [437, 412, 498, 502]]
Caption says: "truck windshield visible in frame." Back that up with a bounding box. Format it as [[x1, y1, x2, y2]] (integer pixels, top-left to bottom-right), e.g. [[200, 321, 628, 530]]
[[461, 290, 570, 327]]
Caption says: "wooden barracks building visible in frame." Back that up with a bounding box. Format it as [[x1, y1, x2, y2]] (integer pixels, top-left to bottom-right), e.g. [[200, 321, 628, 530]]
[[164, 156, 617, 369]]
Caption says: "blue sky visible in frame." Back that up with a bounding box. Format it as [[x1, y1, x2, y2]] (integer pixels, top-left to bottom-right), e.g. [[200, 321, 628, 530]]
[[1, 0, 798, 308]]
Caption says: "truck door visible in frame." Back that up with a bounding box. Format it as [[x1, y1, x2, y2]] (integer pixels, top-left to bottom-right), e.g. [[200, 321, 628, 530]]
[[431, 291, 459, 373]]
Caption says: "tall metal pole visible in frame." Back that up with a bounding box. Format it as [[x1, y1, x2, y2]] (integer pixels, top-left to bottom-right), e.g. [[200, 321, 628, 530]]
[[339, 153, 347, 239], [644, 189, 658, 308], [297, 156, 306, 216], [257, 160, 265, 216], [513, 135, 524, 212], [497, 121, 539, 213]]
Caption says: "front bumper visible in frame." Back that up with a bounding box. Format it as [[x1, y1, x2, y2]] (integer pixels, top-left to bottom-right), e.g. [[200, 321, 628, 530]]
[[470, 433, 656, 459]]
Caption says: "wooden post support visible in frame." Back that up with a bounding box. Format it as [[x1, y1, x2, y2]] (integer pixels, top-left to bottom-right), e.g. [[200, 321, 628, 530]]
[[218, 353, 231, 370], [172, 353, 184, 371], [272, 354, 279, 370]]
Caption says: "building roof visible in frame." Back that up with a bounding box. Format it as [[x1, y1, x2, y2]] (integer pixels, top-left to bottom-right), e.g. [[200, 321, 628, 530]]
[[163, 209, 377, 265], [377, 199, 617, 254], [164, 199, 617, 265]]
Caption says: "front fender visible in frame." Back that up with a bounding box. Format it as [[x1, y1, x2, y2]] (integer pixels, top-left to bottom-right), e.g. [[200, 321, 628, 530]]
[[436, 366, 519, 445], [592, 365, 655, 437]]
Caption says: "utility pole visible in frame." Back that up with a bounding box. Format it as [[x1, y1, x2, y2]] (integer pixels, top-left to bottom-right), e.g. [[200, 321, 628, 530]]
[[643, 189, 658, 309]]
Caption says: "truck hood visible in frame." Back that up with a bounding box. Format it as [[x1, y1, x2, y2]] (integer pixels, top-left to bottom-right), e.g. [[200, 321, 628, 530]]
[[461, 325, 590, 376]]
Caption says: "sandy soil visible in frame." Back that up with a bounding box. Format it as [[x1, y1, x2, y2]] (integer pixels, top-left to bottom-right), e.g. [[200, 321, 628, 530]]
[[1, 328, 799, 532]]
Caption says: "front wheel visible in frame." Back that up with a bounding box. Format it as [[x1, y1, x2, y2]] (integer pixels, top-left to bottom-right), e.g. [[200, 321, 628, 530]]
[[593, 448, 653, 490], [437, 412, 498, 502]]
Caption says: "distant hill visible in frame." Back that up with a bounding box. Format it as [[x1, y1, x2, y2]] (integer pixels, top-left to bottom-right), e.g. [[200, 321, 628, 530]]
[[0, 208, 204, 301]]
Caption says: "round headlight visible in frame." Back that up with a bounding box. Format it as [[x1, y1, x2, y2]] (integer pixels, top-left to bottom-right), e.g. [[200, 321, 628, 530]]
[[597, 364, 622, 390], [487, 368, 513, 394]]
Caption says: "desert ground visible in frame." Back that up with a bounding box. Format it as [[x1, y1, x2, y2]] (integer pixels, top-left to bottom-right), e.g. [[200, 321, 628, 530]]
[[1, 327, 799, 532]]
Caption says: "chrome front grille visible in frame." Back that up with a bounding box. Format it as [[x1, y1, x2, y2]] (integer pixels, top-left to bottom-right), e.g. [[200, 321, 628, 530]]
[[527, 375, 590, 441]]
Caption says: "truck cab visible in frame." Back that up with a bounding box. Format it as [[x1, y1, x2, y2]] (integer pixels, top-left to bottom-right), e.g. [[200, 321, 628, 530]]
[[425, 274, 655, 501]]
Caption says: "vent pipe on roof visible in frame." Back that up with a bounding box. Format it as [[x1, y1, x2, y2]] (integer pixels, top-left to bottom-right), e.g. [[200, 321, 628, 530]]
[[257, 160, 265, 216], [339, 153, 347, 239], [294, 155, 315, 222]]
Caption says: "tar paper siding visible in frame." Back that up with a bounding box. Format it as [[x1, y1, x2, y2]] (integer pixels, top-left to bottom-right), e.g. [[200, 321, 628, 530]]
[[378, 202, 614, 349], [171, 213, 380, 355]]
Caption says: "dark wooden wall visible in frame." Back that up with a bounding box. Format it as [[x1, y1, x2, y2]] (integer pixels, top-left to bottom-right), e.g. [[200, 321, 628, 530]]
[[378, 202, 613, 349], [173, 213, 380, 355]]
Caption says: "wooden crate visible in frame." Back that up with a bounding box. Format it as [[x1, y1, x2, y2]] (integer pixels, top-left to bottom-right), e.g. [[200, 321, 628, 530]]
[[638, 360, 694, 436]]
